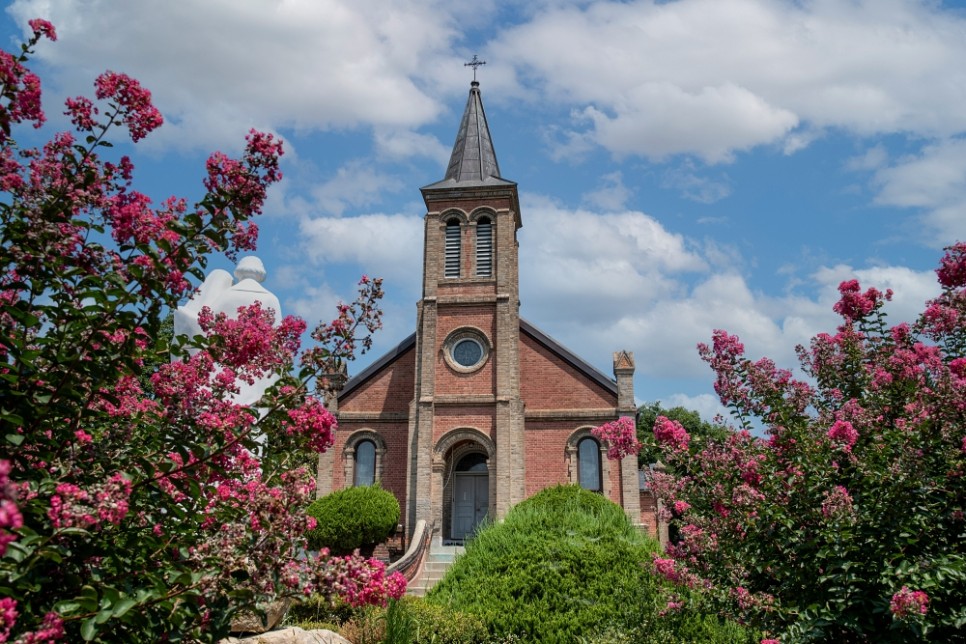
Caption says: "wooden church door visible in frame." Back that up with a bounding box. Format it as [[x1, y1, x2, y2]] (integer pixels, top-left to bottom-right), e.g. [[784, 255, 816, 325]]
[[451, 453, 489, 541]]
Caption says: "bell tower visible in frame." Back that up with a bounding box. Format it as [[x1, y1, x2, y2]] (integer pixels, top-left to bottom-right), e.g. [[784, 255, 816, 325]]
[[407, 79, 526, 539]]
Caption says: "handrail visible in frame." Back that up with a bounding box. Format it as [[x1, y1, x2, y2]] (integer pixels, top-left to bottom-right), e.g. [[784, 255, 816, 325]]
[[387, 520, 431, 582]]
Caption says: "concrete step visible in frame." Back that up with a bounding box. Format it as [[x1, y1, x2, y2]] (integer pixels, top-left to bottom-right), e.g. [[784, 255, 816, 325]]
[[405, 545, 465, 596]]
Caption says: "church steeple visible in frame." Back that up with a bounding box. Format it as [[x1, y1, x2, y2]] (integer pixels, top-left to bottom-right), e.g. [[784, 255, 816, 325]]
[[424, 81, 514, 189]]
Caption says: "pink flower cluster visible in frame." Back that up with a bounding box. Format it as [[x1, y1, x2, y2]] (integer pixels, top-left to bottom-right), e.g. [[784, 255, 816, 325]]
[[890, 586, 929, 618], [94, 71, 163, 142], [936, 241, 966, 289], [0, 596, 15, 642], [820, 485, 853, 519], [0, 600, 64, 644], [0, 460, 23, 556], [652, 555, 701, 589], [653, 415, 690, 452], [833, 279, 891, 325], [281, 397, 336, 453], [336, 557, 407, 607], [592, 416, 641, 460], [47, 473, 132, 530], [826, 420, 858, 452]]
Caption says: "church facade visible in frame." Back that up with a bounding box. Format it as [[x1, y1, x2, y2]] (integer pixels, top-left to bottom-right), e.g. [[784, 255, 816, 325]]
[[317, 81, 658, 545]]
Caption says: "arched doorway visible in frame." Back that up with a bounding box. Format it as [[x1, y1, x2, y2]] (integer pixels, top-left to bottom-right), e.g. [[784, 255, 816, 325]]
[[451, 452, 489, 541]]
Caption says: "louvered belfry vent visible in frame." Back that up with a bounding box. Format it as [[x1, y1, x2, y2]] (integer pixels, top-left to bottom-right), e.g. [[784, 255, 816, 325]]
[[445, 220, 461, 278], [476, 219, 492, 277]]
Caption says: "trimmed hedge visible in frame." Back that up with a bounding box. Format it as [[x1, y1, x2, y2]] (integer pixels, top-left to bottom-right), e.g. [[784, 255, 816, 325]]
[[304, 485, 400, 555], [427, 485, 757, 643]]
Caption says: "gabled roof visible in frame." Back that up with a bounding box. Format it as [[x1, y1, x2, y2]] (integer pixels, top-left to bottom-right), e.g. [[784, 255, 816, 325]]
[[520, 318, 618, 396], [422, 81, 515, 190], [338, 332, 416, 399], [338, 320, 617, 402]]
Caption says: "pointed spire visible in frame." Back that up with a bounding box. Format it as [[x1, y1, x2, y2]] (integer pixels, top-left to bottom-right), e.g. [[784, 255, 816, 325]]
[[425, 81, 514, 189], [443, 81, 501, 183]]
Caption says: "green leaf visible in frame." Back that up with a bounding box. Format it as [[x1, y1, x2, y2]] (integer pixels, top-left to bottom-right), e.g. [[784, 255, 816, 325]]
[[112, 596, 137, 618], [80, 617, 97, 641]]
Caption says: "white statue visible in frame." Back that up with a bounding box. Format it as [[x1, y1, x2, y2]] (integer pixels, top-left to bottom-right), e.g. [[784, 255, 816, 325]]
[[174, 256, 282, 407]]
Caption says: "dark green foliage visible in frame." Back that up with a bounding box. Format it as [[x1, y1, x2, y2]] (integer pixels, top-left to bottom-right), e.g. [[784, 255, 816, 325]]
[[636, 402, 731, 467], [305, 485, 400, 555], [427, 485, 756, 643]]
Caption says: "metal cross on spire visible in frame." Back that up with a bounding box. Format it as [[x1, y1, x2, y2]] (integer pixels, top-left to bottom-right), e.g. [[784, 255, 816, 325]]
[[464, 55, 486, 81]]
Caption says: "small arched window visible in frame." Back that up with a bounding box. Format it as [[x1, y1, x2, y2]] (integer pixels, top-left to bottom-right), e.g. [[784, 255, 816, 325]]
[[476, 217, 492, 277], [354, 439, 376, 486], [444, 218, 461, 278], [577, 437, 602, 492]]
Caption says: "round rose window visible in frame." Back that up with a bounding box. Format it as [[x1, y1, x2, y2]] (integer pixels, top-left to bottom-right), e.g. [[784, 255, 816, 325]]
[[443, 329, 490, 373], [452, 338, 484, 368]]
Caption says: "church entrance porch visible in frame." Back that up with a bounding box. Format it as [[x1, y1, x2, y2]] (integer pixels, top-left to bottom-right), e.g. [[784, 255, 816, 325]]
[[434, 431, 495, 545]]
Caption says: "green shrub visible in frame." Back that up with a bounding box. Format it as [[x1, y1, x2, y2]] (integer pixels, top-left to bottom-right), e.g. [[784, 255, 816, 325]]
[[402, 596, 488, 643], [305, 484, 400, 555], [427, 485, 756, 643]]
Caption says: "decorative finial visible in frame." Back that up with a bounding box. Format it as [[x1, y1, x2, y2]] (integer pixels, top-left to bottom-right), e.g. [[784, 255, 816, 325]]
[[464, 54, 486, 82]]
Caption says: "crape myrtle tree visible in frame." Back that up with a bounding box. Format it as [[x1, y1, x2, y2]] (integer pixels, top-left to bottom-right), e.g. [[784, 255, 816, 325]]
[[634, 402, 730, 469], [632, 244, 966, 642], [0, 23, 403, 643]]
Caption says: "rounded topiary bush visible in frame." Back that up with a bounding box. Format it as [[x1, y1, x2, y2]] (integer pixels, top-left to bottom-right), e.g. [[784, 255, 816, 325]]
[[426, 485, 757, 643], [305, 485, 400, 556]]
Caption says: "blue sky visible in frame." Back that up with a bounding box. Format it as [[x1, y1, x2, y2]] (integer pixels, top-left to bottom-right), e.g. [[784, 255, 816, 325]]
[[4, 0, 966, 421]]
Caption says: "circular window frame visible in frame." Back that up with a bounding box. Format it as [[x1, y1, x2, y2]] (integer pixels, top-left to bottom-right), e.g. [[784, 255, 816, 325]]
[[443, 328, 491, 373]]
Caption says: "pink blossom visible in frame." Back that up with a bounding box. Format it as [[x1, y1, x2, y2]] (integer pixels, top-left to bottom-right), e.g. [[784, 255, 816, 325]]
[[654, 415, 690, 452], [592, 416, 641, 460], [827, 420, 858, 452], [15, 611, 64, 643], [94, 71, 163, 142], [890, 586, 929, 618], [28, 19, 57, 41], [652, 556, 681, 583], [672, 500, 691, 515], [936, 242, 966, 289], [821, 485, 854, 519], [0, 597, 16, 642], [47, 473, 131, 530], [282, 397, 337, 453], [0, 460, 23, 556], [833, 279, 891, 324]]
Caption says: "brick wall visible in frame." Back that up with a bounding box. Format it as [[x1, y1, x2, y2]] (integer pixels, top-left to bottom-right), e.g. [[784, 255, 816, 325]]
[[519, 333, 616, 409], [340, 347, 415, 413], [639, 490, 659, 539]]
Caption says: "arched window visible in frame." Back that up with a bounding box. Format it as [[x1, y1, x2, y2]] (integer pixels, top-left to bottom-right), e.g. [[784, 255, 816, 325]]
[[354, 439, 376, 486], [475, 217, 492, 277], [444, 218, 461, 278], [577, 437, 602, 492]]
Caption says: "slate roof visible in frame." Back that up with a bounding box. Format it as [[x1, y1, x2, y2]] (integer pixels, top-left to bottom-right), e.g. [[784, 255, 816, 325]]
[[422, 81, 515, 190]]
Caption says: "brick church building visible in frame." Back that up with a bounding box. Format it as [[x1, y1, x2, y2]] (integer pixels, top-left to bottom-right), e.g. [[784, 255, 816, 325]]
[[317, 80, 658, 546]]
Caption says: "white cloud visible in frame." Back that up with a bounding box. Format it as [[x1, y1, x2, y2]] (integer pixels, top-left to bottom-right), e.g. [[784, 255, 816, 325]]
[[310, 161, 406, 217], [298, 212, 423, 292], [582, 83, 798, 163], [518, 200, 942, 384], [868, 138, 966, 244], [8, 0, 460, 151], [493, 0, 966, 161], [373, 128, 449, 164], [581, 171, 632, 210], [661, 163, 732, 204]]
